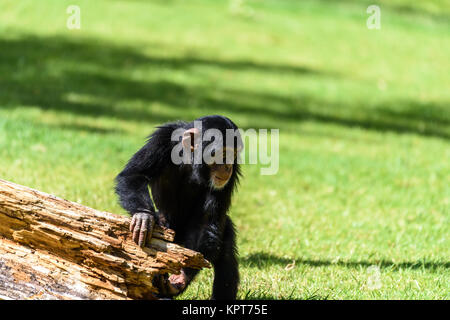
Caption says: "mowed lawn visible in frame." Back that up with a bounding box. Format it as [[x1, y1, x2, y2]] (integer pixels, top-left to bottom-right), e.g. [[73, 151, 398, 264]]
[[0, 0, 449, 299]]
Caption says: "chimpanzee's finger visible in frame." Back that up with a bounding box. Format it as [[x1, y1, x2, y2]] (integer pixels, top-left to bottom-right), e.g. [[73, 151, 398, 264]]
[[132, 216, 141, 244], [130, 214, 137, 232], [138, 215, 149, 247], [147, 215, 155, 243]]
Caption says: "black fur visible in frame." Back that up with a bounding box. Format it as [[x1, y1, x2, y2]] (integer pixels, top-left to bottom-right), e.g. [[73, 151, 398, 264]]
[[115, 115, 241, 299]]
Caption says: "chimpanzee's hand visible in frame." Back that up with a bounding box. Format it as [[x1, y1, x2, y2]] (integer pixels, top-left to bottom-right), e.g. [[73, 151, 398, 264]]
[[130, 212, 155, 247]]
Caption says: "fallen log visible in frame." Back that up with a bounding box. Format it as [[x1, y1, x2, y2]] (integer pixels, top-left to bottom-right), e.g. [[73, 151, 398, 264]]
[[0, 179, 210, 300]]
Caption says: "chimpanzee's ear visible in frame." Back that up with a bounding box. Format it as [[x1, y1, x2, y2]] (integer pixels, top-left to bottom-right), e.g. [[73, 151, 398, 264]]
[[182, 128, 201, 151]]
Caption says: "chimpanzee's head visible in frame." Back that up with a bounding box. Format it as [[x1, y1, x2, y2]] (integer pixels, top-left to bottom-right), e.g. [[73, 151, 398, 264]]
[[181, 115, 243, 190]]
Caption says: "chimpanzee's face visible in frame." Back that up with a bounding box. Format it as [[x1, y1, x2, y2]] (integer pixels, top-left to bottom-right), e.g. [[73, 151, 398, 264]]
[[180, 115, 242, 190], [207, 147, 237, 189]]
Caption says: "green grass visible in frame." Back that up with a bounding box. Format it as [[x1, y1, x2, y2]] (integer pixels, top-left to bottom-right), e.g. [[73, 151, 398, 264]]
[[0, 0, 449, 299]]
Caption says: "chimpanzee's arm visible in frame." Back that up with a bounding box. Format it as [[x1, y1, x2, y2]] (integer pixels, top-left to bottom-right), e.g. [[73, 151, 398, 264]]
[[115, 147, 159, 246], [115, 172, 153, 214], [115, 124, 179, 246], [115, 145, 159, 214]]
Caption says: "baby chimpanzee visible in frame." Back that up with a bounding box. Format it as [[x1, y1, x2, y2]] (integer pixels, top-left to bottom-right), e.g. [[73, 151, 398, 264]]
[[115, 115, 243, 299]]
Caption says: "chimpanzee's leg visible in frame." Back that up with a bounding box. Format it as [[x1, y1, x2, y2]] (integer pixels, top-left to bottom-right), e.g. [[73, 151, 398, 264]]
[[211, 216, 239, 300], [153, 224, 203, 299], [154, 217, 238, 299]]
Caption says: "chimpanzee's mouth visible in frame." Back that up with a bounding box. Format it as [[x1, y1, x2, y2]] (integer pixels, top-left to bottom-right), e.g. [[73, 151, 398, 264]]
[[214, 175, 228, 182]]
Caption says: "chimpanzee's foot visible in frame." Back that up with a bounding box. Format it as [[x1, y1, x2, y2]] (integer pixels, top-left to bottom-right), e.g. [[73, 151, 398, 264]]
[[153, 270, 187, 298]]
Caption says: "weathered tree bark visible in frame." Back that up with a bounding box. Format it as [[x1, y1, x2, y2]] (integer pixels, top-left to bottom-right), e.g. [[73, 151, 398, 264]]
[[0, 179, 210, 300]]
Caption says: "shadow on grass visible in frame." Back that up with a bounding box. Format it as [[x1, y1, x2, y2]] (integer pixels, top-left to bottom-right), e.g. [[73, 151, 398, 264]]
[[242, 290, 329, 300], [315, 0, 450, 21], [241, 252, 450, 272], [47, 122, 125, 135], [1, 34, 449, 139]]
